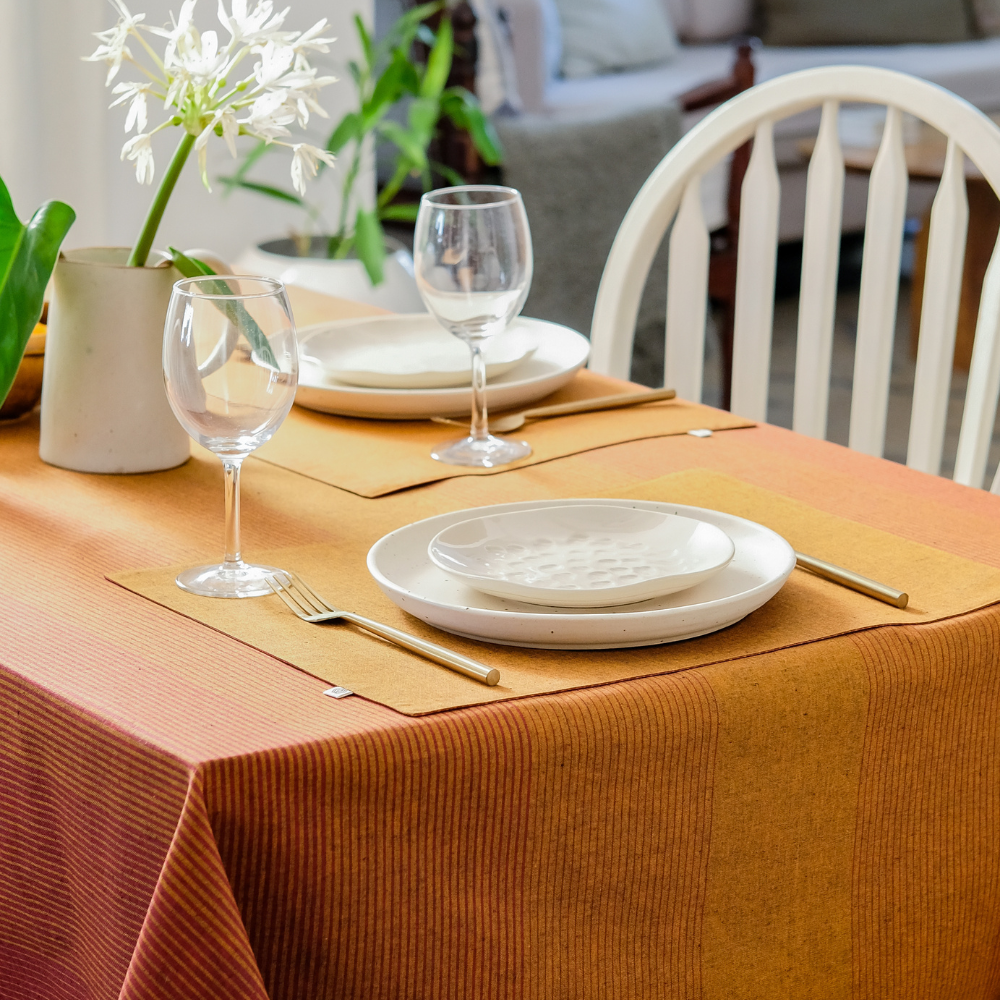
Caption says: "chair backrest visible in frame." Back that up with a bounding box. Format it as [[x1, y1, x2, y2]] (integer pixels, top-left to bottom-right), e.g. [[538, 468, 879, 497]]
[[590, 66, 1000, 493]]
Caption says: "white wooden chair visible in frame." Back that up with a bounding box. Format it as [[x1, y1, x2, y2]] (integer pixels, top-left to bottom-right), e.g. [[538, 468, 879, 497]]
[[589, 66, 1000, 493]]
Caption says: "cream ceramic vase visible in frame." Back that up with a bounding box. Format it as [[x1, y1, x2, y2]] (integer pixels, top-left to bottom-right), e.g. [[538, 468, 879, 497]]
[[40, 247, 191, 474]]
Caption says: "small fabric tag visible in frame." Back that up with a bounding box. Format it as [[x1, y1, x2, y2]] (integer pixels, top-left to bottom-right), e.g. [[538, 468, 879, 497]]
[[324, 686, 354, 699], [687, 428, 713, 438]]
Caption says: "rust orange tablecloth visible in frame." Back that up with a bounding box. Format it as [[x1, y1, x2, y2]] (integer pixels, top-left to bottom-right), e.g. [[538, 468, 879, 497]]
[[4, 404, 1000, 999], [110, 468, 1000, 714]]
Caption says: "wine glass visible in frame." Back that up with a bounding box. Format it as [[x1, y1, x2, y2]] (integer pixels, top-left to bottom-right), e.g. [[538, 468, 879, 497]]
[[163, 275, 298, 598], [414, 185, 534, 467]]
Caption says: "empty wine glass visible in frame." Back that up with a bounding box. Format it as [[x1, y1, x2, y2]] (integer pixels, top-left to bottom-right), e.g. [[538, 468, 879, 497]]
[[414, 185, 533, 467], [163, 275, 298, 597]]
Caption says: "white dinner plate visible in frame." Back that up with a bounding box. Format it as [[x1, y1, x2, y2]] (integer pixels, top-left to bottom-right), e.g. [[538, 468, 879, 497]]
[[294, 315, 590, 419], [298, 313, 537, 389], [427, 505, 735, 608], [368, 499, 796, 649]]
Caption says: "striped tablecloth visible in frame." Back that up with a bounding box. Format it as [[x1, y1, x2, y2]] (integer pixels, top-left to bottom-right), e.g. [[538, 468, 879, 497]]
[[3, 372, 1000, 998]]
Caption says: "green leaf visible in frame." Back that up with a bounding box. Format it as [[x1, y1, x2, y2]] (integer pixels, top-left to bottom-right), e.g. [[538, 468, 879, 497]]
[[0, 178, 75, 408], [378, 203, 420, 222], [354, 14, 374, 70], [216, 177, 306, 206], [326, 111, 361, 154], [168, 248, 280, 370], [377, 120, 429, 172], [408, 95, 440, 146], [379, 2, 443, 60], [354, 208, 386, 285], [219, 140, 270, 197], [442, 87, 503, 165], [428, 160, 466, 187], [367, 53, 410, 119], [420, 16, 453, 99]]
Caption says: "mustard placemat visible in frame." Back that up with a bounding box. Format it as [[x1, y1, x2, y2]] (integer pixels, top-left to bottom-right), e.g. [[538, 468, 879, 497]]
[[255, 370, 754, 497], [109, 470, 1000, 716]]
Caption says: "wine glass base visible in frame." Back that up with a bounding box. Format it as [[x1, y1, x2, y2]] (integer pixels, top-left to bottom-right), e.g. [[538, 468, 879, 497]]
[[175, 562, 286, 598], [431, 434, 532, 468]]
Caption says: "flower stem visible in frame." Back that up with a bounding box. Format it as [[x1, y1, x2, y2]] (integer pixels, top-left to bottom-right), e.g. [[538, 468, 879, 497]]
[[128, 131, 196, 267]]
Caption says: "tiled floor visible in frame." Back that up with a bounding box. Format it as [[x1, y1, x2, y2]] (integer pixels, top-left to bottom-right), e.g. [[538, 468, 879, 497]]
[[631, 279, 1000, 489]]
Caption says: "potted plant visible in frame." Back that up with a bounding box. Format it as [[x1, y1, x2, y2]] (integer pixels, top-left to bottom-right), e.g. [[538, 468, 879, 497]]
[[41, 0, 338, 474], [226, 2, 502, 311], [0, 179, 75, 421]]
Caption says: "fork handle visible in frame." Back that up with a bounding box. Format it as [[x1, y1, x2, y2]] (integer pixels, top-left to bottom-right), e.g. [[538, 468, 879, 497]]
[[341, 612, 500, 686]]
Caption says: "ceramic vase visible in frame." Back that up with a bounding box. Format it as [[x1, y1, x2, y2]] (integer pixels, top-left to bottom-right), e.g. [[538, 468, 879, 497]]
[[39, 247, 190, 474], [235, 235, 425, 313]]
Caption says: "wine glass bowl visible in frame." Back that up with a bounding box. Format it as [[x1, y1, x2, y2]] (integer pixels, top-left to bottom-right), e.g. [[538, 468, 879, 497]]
[[414, 185, 534, 467], [163, 275, 298, 597]]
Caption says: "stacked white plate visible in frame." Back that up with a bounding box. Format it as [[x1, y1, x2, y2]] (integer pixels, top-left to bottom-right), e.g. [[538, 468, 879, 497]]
[[295, 314, 591, 419], [368, 499, 796, 650]]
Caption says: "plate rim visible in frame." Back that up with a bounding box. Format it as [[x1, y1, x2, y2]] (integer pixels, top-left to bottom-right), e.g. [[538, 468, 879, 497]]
[[296, 314, 590, 398], [368, 498, 796, 624], [426, 504, 737, 608]]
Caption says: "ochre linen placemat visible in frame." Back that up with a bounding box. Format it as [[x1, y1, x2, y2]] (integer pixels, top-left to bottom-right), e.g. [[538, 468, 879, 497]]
[[255, 369, 754, 496], [110, 469, 1000, 716]]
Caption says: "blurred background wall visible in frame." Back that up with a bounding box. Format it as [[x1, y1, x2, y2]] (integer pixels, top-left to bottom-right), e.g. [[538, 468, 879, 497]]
[[0, 0, 373, 260]]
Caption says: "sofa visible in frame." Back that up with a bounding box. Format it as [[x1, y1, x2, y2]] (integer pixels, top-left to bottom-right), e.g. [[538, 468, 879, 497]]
[[473, 0, 1000, 341]]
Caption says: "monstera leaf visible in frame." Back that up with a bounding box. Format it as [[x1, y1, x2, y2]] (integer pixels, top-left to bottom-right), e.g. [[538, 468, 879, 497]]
[[0, 176, 75, 407]]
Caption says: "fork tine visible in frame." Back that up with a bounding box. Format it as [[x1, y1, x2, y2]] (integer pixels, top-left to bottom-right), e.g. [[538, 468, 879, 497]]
[[288, 572, 336, 614], [282, 573, 328, 616], [267, 574, 312, 620]]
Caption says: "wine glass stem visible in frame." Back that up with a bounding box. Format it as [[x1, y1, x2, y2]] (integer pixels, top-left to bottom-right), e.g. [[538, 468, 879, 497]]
[[469, 340, 489, 441], [223, 458, 244, 568]]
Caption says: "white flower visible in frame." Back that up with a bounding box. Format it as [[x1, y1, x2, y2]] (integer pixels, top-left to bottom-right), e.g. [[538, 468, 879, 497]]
[[289, 142, 335, 196], [276, 67, 335, 125], [110, 81, 151, 132], [217, 0, 291, 46], [290, 19, 334, 55], [240, 89, 296, 139], [198, 142, 211, 191], [166, 23, 228, 83], [84, 0, 145, 85], [122, 133, 155, 184], [151, 0, 200, 70], [253, 40, 294, 87], [196, 107, 239, 157], [88, 0, 337, 197]]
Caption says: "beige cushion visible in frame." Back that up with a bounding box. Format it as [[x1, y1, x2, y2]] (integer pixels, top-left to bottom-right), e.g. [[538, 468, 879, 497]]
[[758, 0, 974, 46], [554, 0, 679, 78]]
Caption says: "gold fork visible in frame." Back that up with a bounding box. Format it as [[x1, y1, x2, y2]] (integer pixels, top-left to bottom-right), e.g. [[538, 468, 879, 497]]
[[266, 572, 500, 686]]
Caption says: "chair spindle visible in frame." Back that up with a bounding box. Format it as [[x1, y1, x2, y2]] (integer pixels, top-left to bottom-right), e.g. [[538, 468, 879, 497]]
[[850, 106, 908, 457], [665, 174, 711, 402], [907, 139, 968, 474], [793, 100, 845, 439], [955, 229, 1000, 490], [731, 119, 781, 421]]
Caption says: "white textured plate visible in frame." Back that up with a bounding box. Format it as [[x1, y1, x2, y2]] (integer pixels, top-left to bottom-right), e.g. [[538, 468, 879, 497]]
[[427, 505, 735, 608], [368, 499, 796, 649], [299, 313, 537, 389], [294, 316, 590, 419]]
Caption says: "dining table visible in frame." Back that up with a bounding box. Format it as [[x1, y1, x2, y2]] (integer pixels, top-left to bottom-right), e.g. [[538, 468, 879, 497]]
[[3, 286, 1000, 1000]]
